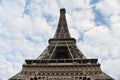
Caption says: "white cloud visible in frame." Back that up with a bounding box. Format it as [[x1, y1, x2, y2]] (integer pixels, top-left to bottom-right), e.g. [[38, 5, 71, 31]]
[[0, 55, 15, 80], [84, 26, 112, 45], [69, 7, 95, 31], [101, 58, 120, 79], [110, 15, 120, 23], [96, 0, 120, 16], [111, 19, 120, 41], [69, 27, 80, 40]]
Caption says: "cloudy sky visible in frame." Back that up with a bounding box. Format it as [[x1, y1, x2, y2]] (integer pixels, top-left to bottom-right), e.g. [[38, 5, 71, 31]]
[[0, 0, 120, 80]]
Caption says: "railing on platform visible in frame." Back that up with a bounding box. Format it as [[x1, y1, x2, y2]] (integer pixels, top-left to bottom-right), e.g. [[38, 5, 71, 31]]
[[25, 59, 98, 65]]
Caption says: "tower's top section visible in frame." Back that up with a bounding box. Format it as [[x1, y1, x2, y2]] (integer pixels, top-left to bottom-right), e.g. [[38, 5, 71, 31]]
[[53, 8, 71, 39], [60, 8, 66, 14]]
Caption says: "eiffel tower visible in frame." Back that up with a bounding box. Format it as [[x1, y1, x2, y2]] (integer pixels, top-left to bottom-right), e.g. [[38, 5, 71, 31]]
[[9, 8, 114, 80]]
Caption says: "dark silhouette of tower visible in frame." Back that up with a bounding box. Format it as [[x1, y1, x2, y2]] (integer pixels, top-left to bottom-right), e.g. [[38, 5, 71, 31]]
[[9, 8, 114, 80]]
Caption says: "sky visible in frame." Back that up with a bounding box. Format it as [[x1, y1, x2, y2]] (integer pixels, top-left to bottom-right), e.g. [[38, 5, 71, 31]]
[[0, 0, 120, 80]]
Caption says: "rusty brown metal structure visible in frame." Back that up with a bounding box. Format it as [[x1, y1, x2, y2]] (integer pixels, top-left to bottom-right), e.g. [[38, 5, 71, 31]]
[[9, 8, 114, 80]]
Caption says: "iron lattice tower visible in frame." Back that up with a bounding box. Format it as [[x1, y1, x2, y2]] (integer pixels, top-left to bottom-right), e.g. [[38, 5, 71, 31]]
[[9, 8, 114, 80]]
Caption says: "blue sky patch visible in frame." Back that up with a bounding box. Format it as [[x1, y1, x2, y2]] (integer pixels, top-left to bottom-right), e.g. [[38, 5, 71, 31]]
[[78, 33, 84, 41], [25, 36, 39, 44], [23, 0, 31, 15], [43, 14, 54, 22], [92, 7, 109, 26], [90, 0, 99, 4]]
